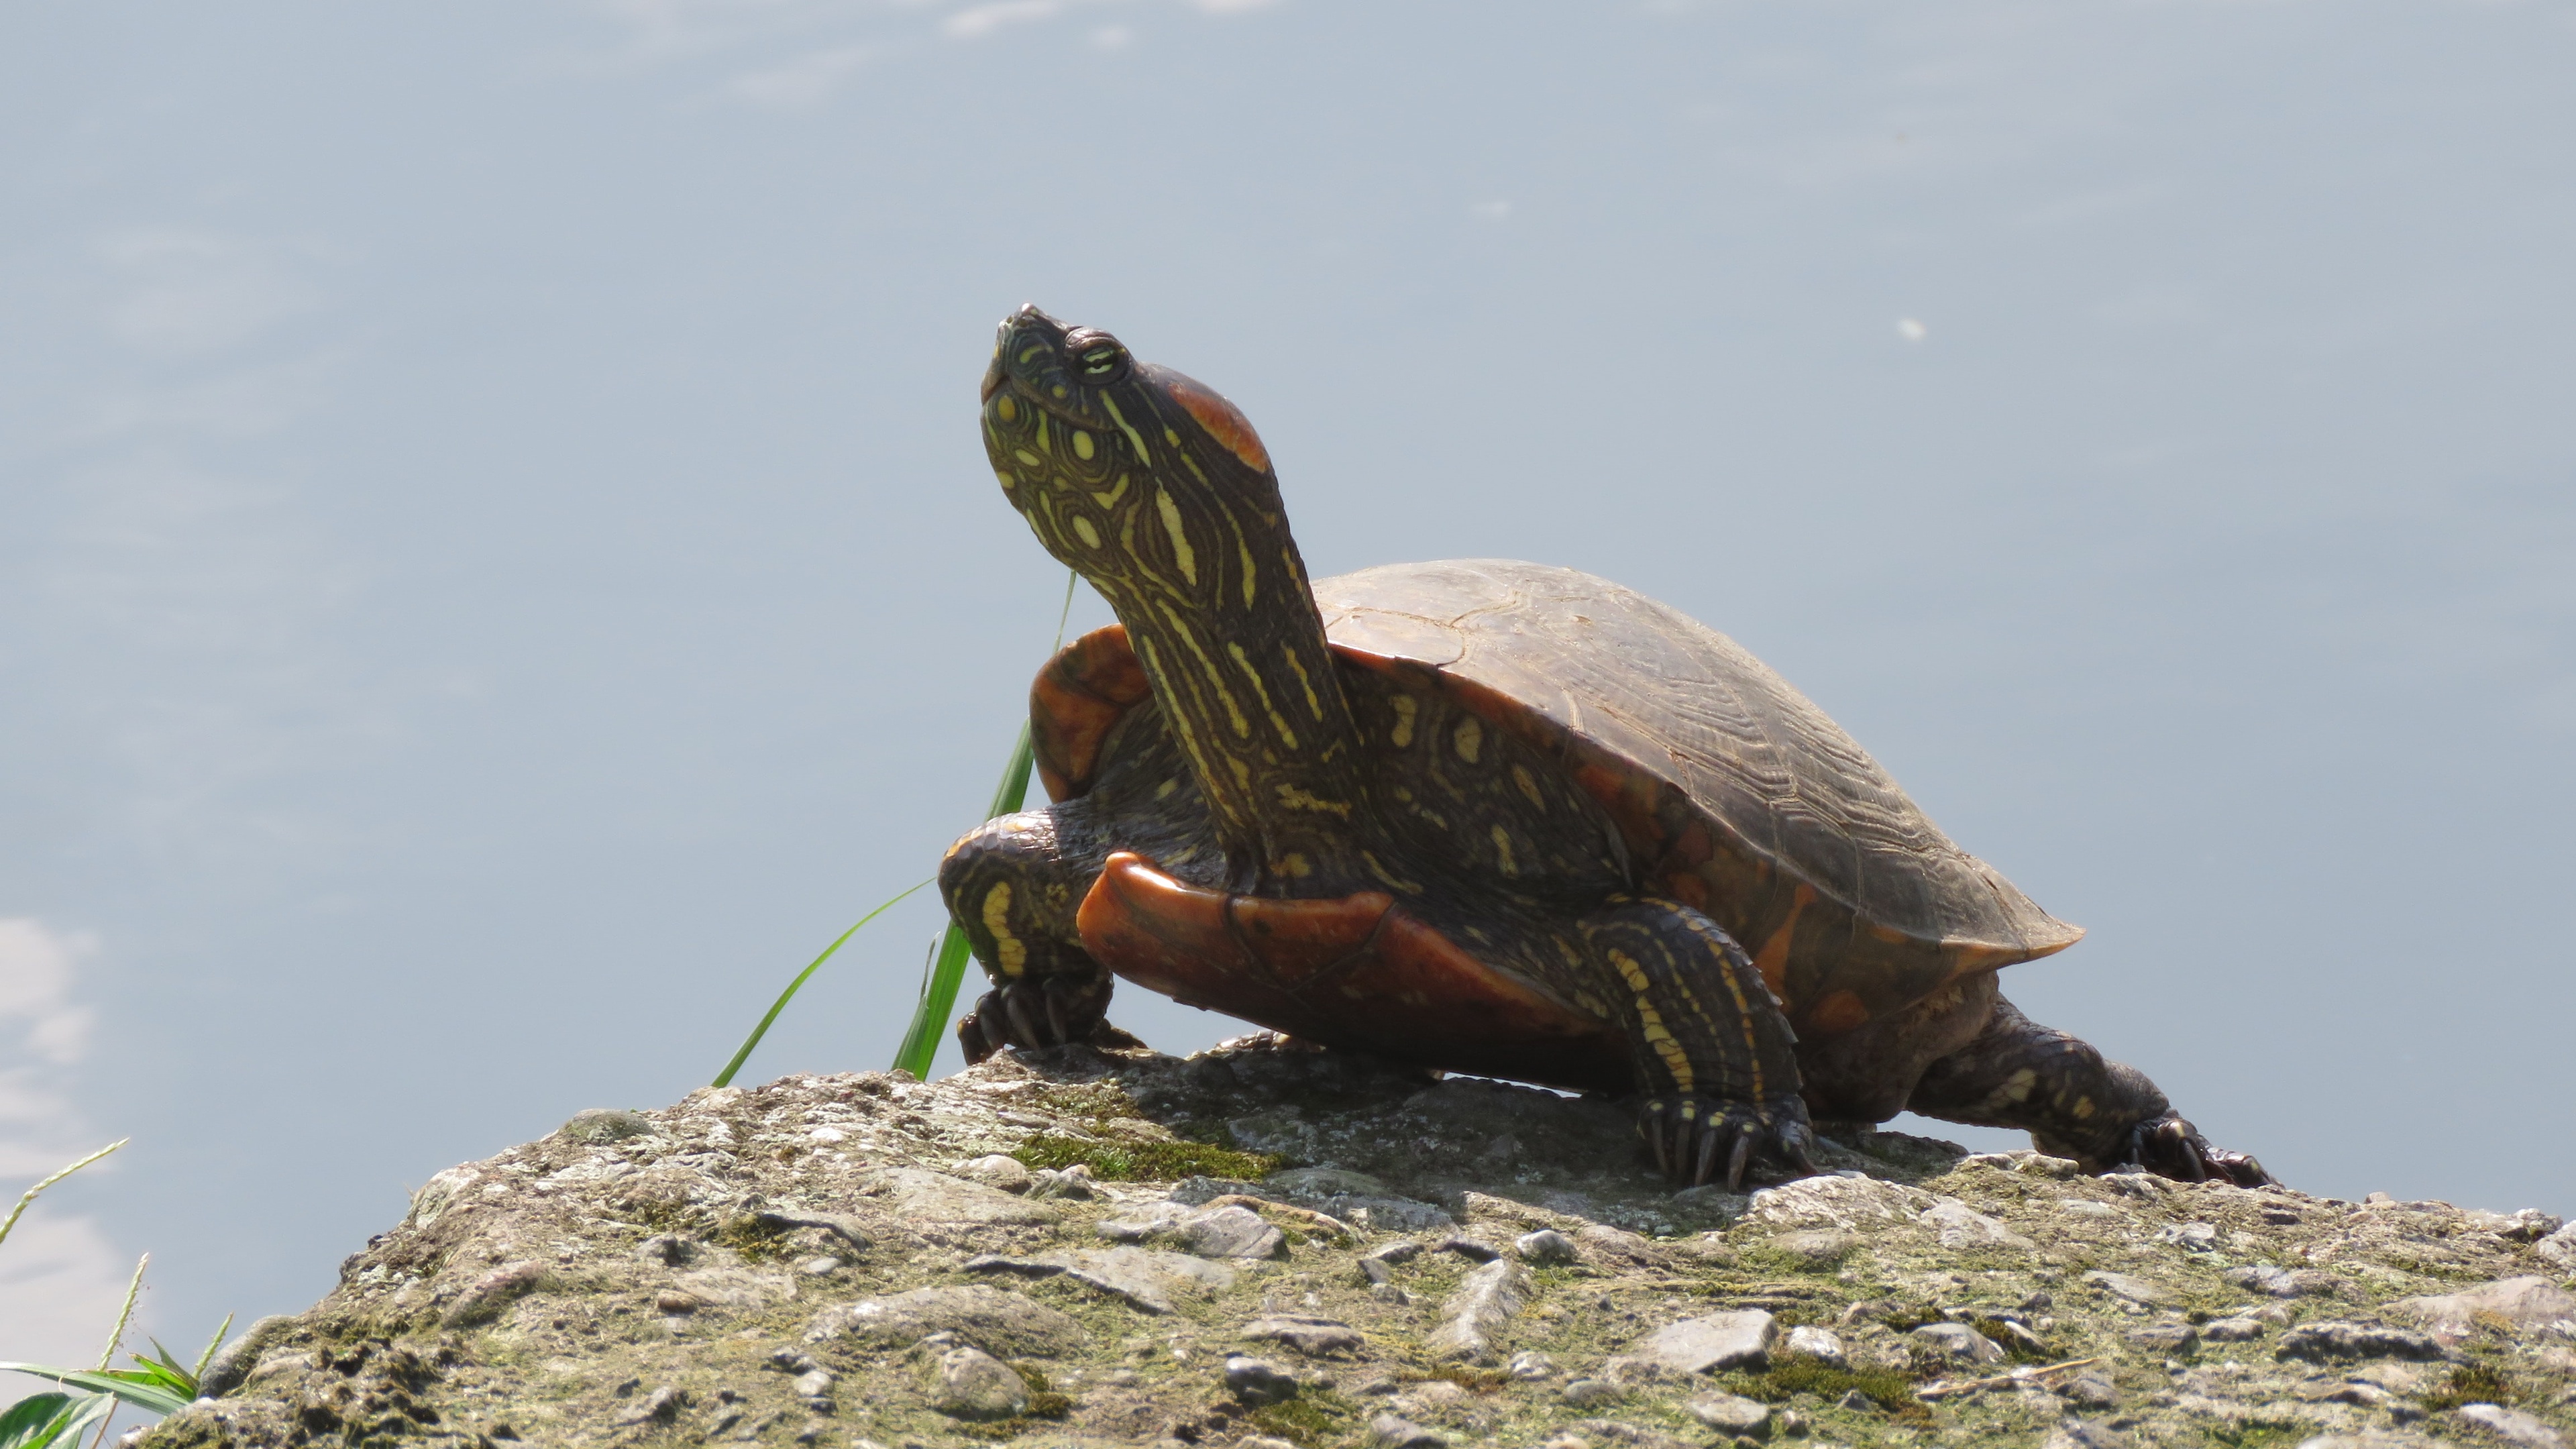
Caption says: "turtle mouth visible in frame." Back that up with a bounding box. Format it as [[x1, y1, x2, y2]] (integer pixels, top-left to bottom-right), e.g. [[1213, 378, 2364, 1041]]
[[979, 352, 1005, 402]]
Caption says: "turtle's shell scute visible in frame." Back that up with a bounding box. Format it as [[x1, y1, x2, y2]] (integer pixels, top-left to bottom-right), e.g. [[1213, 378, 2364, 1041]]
[[1313, 559, 2080, 1021]]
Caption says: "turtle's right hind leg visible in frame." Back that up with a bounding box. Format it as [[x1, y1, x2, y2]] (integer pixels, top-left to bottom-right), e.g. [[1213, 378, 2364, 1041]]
[[938, 804, 1120, 1062]]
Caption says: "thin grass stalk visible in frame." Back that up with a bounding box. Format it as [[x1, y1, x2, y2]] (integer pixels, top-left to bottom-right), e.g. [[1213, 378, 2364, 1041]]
[[0, 1140, 126, 1252], [95, 1254, 146, 1372], [712, 880, 932, 1088], [890, 571, 1077, 1079]]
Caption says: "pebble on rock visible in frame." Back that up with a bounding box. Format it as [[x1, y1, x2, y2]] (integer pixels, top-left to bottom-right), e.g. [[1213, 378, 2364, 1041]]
[[2275, 1321, 2446, 1363], [1910, 1322, 2006, 1365], [1426, 1258, 1528, 1364], [1784, 1324, 1847, 1368], [1560, 1378, 1621, 1407], [1686, 1391, 1773, 1436], [1515, 1229, 1578, 1265], [1223, 1354, 1299, 1406], [1370, 1411, 1447, 1448], [930, 1342, 1028, 1421], [1633, 1309, 1776, 1374], [2455, 1403, 2569, 1449], [1508, 1350, 1556, 1380]]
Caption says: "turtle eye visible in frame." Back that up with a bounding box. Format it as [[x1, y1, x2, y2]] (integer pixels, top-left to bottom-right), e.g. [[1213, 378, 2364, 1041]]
[[1069, 331, 1130, 382]]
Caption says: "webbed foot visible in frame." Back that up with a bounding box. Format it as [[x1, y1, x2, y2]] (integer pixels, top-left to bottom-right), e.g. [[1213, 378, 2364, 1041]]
[[956, 972, 1115, 1063], [2118, 1111, 2273, 1187], [1638, 1093, 1819, 1190]]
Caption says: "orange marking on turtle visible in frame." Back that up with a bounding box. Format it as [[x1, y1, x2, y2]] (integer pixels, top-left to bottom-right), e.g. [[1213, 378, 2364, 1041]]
[[1228, 889, 1394, 988], [1158, 370, 1271, 474], [1029, 625, 1153, 800], [1808, 988, 1872, 1036], [1750, 883, 1815, 998]]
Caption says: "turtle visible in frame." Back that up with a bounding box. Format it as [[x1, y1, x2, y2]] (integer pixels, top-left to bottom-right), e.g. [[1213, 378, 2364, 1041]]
[[938, 304, 2270, 1189]]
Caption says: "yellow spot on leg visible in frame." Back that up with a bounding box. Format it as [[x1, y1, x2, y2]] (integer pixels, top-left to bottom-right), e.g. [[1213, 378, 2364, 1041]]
[[981, 883, 1027, 976], [1071, 515, 1102, 549], [1489, 825, 1519, 876], [1071, 429, 1095, 460]]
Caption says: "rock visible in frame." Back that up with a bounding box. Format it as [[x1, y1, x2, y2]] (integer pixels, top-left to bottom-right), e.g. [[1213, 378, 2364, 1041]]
[[2156, 1221, 2218, 1252], [2229, 1263, 2343, 1298], [2275, 1322, 2447, 1363], [1685, 1391, 1773, 1436], [560, 1108, 657, 1143], [2124, 1322, 2199, 1354], [2387, 1277, 2576, 1342], [806, 1284, 1082, 1356], [1371, 1412, 1446, 1448], [1768, 1229, 1858, 1267], [1028, 1163, 1097, 1199], [196, 1314, 298, 1399], [1439, 1235, 1502, 1263], [1179, 1204, 1287, 1258], [2456, 1403, 2568, 1448], [1911, 1322, 2006, 1364], [1633, 1309, 1776, 1374], [1241, 1313, 1365, 1355], [1426, 1258, 1528, 1364], [871, 1167, 1061, 1226], [1223, 1354, 1299, 1405], [2082, 1270, 2171, 1306], [1560, 1379, 1622, 1407], [1745, 1175, 1927, 1232], [2537, 1224, 2576, 1271], [1923, 1197, 2035, 1250], [930, 1341, 1029, 1420], [440, 1261, 549, 1328], [1784, 1324, 1848, 1367], [1515, 1229, 1578, 1265], [1036, 1246, 1235, 1313], [1269, 1167, 1392, 1198], [2057, 1371, 2121, 1408], [2464, 1210, 2567, 1243], [957, 1154, 1033, 1192], [127, 1046, 2576, 1449]]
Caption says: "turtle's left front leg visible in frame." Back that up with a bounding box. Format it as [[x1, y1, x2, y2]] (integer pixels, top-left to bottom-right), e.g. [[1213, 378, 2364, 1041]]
[[1905, 992, 2273, 1185], [1576, 896, 1818, 1189]]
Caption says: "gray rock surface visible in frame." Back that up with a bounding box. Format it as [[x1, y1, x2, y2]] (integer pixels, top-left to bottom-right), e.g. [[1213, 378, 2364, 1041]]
[[1426, 1256, 1529, 1364], [129, 1032, 2573, 1449], [1634, 1309, 1776, 1374]]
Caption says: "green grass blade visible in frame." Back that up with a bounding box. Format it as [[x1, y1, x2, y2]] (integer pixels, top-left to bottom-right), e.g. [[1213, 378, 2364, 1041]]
[[189, 1315, 233, 1383], [0, 1393, 78, 1449], [0, 1142, 126, 1253], [891, 723, 1035, 1079], [712, 879, 932, 1088], [889, 569, 1076, 1081], [0, 1367, 191, 1420]]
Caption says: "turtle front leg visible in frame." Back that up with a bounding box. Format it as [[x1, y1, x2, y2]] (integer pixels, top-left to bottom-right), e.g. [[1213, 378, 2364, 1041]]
[[938, 806, 1120, 1063], [1905, 993, 2273, 1186], [1576, 896, 1817, 1189]]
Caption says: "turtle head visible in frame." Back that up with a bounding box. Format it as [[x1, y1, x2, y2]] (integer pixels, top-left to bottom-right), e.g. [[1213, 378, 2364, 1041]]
[[979, 305, 1283, 608]]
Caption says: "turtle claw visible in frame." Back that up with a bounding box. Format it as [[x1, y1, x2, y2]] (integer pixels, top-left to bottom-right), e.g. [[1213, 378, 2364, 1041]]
[[2121, 1112, 2275, 1188], [1635, 1094, 1817, 1190], [956, 972, 1115, 1065]]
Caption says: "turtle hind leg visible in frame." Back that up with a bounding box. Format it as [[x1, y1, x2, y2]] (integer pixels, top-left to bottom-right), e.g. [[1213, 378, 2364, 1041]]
[[1576, 896, 1817, 1189], [1904, 992, 2273, 1187], [938, 804, 1120, 1063]]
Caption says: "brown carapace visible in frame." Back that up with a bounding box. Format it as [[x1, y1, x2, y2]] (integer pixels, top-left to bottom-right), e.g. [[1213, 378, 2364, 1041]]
[[938, 305, 2269, 1191]]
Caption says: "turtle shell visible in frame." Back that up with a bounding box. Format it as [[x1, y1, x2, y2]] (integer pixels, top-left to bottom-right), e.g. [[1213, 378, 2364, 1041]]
[[1030, 557, 2080, 1040]]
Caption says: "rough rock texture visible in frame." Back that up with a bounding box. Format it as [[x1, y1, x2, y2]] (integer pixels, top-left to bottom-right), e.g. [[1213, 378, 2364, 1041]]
[[137, 1034, 2574, 1449]]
